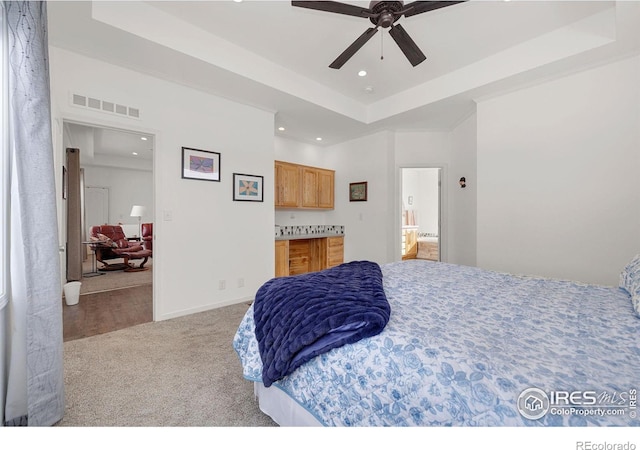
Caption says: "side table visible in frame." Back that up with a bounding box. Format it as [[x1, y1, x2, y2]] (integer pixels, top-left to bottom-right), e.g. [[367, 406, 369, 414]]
[[82, 241, 106, 277]]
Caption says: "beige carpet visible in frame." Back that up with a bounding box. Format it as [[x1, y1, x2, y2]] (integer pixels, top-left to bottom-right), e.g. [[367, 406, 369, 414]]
[[57, 301, 277, 427], [78, 257, 152, 295]]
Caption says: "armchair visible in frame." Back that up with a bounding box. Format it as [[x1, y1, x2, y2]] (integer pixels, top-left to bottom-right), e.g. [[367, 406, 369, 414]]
[[90, 225, 152, 271], [141, 223, 153, 251]]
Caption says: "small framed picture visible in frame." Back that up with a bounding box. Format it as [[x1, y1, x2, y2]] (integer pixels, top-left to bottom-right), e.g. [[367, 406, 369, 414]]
[[349, 181, 367, 202], [233, 173, 264, 202], [182, 147, 221, 182]]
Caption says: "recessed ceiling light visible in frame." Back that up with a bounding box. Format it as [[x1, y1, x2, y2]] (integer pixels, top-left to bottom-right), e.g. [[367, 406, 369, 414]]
[[132, 152, 138, 156], [364, 86, 374, 94], [358, 70, 367, 77], [278, 126, 285, 131], [316, 137, 322, 141], [140, 136, 147, 141], [233, 0, 243, 3]]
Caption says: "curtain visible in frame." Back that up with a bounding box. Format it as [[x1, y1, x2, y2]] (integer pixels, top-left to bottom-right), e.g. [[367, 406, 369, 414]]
[[2, 1, 64, 426]]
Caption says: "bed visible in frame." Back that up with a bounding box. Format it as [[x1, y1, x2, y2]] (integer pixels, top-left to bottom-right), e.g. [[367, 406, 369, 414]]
[[233, 258, 640, 427]]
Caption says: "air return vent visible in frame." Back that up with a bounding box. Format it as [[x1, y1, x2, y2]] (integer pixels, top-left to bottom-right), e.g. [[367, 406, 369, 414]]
[[70, 92, 141, 120]]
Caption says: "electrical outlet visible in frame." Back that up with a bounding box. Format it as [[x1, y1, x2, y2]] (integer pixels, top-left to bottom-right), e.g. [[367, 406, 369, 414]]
[[218, 280, 226, 290], [237, 278, 244, 288]]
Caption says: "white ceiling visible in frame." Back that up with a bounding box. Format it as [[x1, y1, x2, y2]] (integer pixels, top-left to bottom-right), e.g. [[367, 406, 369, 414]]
[[47, 0, 640, 147]]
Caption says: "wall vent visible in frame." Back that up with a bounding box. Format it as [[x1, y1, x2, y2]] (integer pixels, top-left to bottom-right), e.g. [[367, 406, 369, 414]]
[[70, 92, 141, 120]]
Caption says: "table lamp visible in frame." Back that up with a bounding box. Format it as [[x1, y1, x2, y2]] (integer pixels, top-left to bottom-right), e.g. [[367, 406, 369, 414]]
[[130, 205, 146, 238]]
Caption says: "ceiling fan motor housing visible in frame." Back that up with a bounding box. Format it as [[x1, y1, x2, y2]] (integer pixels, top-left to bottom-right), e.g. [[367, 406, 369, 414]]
[[369, 1, 404, 28]]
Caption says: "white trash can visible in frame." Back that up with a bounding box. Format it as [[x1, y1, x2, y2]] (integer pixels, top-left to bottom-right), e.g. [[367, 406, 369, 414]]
[[63, 281, 82, 306]]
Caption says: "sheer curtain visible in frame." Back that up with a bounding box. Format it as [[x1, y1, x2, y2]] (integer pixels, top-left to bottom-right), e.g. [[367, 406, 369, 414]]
[[1, 1, 64, 426]]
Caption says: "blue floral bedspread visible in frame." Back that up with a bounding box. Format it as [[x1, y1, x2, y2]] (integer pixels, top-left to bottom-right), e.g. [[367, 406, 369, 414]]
[[233, 260, 640, 426]]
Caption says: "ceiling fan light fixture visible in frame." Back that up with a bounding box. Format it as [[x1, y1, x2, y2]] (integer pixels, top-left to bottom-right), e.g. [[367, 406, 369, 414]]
[[291, 0, 467, 69]]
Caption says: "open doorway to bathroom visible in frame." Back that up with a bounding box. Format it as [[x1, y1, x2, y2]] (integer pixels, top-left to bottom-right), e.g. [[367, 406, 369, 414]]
[[401, 168, 441, 262]]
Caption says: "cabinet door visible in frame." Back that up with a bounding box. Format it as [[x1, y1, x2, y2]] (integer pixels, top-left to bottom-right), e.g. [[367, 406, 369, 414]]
[[288, 239, 311, 275], [301, 167, 318, 208], [275, 162, 300, 208], [317, 169, 334, 209], [327, 236, 344, 268], [275, 240, 289, 277]]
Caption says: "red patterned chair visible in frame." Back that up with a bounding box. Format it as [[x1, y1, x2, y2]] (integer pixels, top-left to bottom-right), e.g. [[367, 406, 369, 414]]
[[90, 225, 152, 271], [141, 223, 153, 251]]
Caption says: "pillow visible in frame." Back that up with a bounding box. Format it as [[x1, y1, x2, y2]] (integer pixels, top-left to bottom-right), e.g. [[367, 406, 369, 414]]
[[619, 254, 640, 318], [619, 254, 640, 296], [96, 233, 117, 248]]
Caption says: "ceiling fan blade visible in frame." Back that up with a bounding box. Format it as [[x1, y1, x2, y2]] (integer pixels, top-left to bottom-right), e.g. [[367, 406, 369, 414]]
[[402, 1, 467, 18], [329, 27, 378, 69], [389, 23, 426, 67], [291, 1, 372, 18]]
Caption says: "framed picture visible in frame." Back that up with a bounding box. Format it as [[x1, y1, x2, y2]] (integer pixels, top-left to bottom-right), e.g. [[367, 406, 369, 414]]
[[181, 147, 221, 182], [233, 173, 264, 202], [349, 181, 367, 202]]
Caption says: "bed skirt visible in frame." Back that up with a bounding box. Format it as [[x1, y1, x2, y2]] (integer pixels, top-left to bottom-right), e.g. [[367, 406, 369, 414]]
[[254, 382, 322, 427]]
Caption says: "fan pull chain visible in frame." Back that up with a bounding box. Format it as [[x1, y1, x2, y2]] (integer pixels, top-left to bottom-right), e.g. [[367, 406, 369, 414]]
[[380, 31, 384, 61]]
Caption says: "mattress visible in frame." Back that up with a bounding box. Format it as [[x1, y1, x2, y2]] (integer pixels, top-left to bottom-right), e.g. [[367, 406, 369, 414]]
[[234, 259, 640, 426]]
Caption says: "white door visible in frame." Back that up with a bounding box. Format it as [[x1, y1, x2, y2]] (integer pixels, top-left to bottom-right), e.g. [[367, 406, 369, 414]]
[[85, 186, 109, 240]]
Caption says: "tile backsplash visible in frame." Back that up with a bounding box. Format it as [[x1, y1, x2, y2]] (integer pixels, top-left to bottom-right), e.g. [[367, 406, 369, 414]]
[[275, 225, 344, 237]]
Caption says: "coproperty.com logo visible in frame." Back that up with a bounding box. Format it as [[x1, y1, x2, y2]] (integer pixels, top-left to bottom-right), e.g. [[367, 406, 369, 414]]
[[517, 387, 637, 420]]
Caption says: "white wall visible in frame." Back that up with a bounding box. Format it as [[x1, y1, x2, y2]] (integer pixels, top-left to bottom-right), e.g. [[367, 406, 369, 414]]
[[50, 47, 275, 320], [325, 131, 396, 264], [449, 113, 477, 267], [83, 165, 153, 230], [402, 168, 439, 234], [476, 55, 640, 286]]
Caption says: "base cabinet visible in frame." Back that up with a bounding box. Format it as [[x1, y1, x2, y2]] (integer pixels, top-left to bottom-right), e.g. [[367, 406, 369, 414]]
[[275, 240, 289, 277], [275, 236, 344, 277], [327, 236, 344, 268]]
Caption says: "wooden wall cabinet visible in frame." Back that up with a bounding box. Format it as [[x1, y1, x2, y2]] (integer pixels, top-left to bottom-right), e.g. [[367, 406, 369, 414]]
[[275, 236, 344, 277], [276, 161, 334, 210], [274, 161, 300, 208]]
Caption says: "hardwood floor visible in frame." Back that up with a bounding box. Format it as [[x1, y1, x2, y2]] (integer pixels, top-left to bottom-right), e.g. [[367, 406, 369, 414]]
[[62, 284, 152, 342]]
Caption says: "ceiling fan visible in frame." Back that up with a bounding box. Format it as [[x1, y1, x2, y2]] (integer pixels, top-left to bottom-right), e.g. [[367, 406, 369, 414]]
[[291, 1, 467, 69]]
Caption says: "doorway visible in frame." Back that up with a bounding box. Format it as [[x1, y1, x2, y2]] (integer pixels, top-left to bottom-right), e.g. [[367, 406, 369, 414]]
[[62, 120, 154, 341], [400, 168, 441, 262]]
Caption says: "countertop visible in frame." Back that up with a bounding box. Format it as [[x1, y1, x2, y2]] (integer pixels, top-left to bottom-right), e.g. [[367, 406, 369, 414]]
[[276, 233, 344, 241]]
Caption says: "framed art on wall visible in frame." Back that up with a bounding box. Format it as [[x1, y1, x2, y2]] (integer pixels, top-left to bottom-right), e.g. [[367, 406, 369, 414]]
[[349, 181, 367, 202], [233, 173, 264, 202], [181, 147, 221, 182]]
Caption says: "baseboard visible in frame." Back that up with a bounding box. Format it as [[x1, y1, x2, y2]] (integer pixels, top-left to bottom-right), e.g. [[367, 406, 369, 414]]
[[156, 296, 254, 322]]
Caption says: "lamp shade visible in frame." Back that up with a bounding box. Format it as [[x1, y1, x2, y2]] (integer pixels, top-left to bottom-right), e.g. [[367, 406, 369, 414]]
[[130, 205, 146, 218]]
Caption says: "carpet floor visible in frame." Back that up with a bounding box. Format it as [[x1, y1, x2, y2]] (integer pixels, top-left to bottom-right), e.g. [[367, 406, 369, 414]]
[[56, 301, 277, 427]]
